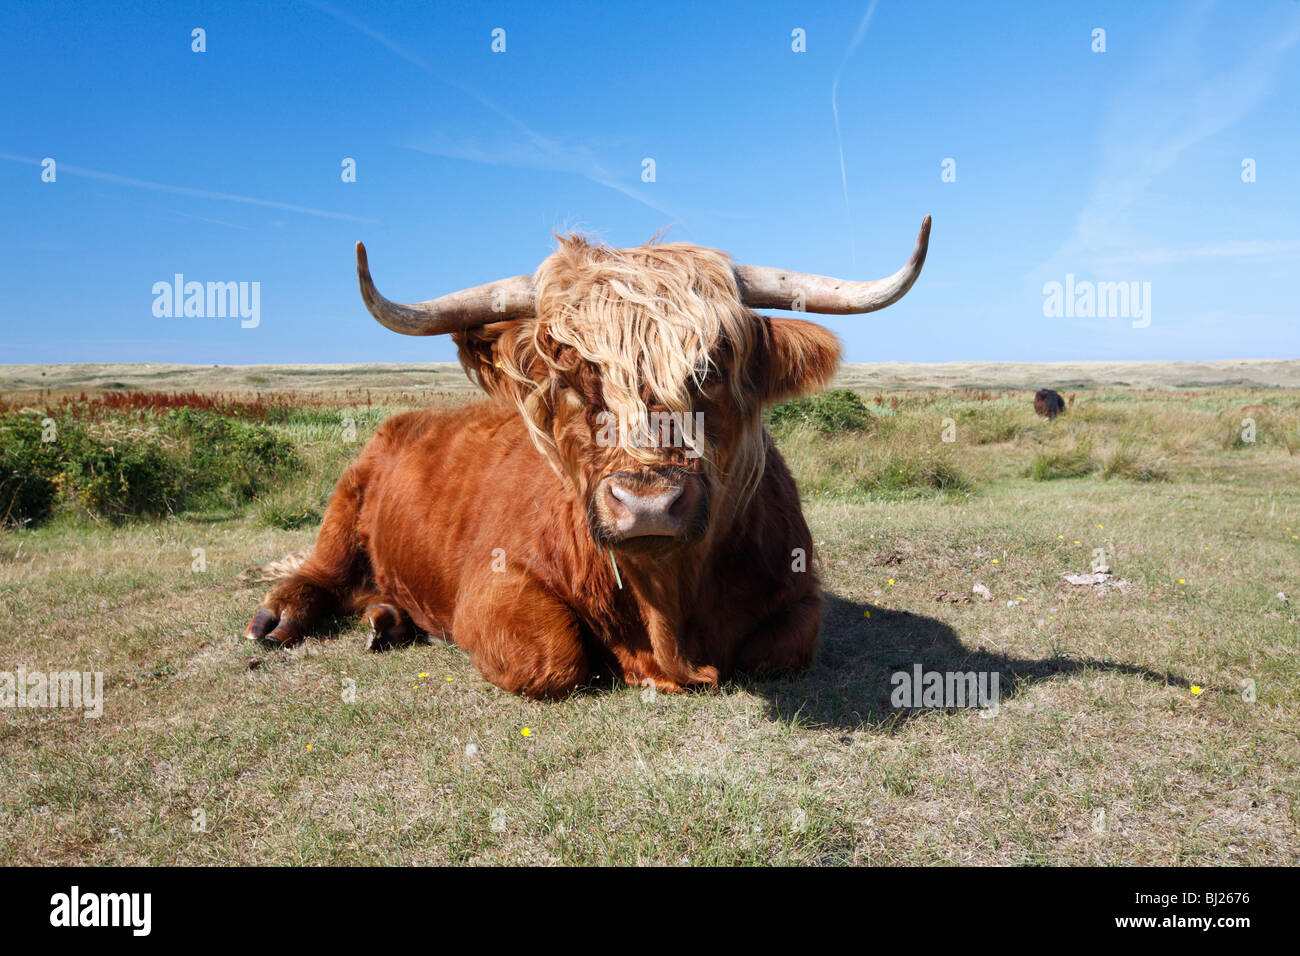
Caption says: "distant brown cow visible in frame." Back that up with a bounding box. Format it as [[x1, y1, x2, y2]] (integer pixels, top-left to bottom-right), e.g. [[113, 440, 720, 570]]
[[1034, 388, 1066, 419], [244, 218, 931, 697]]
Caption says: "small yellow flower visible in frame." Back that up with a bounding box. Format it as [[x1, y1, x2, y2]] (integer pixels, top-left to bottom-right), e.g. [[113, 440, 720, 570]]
[[1074, 540, 1081, 545], [418, 672, 429, 679], [1097, 524, 1103, 529], [887, 579, 894, 586], [1179, 579, 1186, 584], [992, 559, 999, 564], [520, 727, 531, 737], [306, 744, 313, 751], [445, 676, 454, 682], [863, 610, 871, 618], [1190, 686, 1203, 696], [1057, 535, 1064, 540]]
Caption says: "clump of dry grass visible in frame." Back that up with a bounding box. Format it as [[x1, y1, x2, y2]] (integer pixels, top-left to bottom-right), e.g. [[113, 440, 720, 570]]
[[1100, 436, 1170, 482], [1027, 438, 1096, 481], [777, 424, 973, 500], [1215, 407, 1300, 455]]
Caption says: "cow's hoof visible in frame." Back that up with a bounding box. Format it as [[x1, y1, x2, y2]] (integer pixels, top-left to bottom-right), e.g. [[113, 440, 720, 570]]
[[363, 603, 412, 652], [624, 674, 685, 694], [244, 607, 302, 646], [693, 665, 720, 689]]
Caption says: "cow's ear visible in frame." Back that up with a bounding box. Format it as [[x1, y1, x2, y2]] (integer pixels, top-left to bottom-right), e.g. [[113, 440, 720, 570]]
[[453, 321, 532, 401], [758, 316, 842, 404]]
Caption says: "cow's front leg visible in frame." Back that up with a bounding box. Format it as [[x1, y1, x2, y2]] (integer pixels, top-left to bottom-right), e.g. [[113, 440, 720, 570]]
[[733, 592, 822, 677], [452, 574, 590, 699]]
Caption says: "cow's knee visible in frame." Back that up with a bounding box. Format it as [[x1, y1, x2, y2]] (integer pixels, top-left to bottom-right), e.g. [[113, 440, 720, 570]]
[[473, 634, 589, 699], [457, 594, 589, 699], [482, 654, 588, 699]]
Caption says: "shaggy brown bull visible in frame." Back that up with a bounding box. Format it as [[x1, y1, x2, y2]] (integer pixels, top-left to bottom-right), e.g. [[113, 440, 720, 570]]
[[1034, 388, 1066, 418], [245, 218, 931, 697]]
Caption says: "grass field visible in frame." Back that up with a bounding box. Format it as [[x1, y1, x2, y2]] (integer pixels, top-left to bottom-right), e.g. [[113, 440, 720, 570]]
[[2, 362, 1299, 865]]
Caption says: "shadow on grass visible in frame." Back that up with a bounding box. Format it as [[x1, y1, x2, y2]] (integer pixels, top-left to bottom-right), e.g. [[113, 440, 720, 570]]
[[250, 591, 1198, 721], [750, 592, 1198, 732]]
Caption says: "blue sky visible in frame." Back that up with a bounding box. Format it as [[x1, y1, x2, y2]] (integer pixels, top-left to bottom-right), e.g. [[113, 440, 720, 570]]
[[1, 0, 1297, 365]]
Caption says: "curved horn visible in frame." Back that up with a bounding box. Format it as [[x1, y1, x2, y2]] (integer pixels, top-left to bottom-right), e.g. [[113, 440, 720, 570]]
[[355, 241, 535, 336], [733, 215, 931, 315]]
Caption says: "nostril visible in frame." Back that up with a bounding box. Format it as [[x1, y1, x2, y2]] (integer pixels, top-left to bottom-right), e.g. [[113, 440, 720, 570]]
[[600, 475, 703, 540], [608, 481, 683, 515]]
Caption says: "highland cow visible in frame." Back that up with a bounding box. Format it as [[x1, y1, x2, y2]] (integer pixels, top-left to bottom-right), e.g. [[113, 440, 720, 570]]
[[1034, 388, 1066, 418], [246, 218, 932, 697]]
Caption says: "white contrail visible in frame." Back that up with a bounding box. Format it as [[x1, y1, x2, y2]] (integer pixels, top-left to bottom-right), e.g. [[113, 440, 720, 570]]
[[831, 0, 879, 268], [306, 0, 688, 222], [0, 153, 378, 223]]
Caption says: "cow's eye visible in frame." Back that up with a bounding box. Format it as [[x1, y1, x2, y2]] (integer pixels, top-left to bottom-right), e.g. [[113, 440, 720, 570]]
[[698, 365, 727, 393]]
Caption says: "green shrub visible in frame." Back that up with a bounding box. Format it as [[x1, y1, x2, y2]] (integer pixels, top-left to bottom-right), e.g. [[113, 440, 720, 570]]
[[0, 408, 298, 526], [0, 415, 62, 525], [60, 426, 182, 520], [770, 389, 872, 434], [163, 407, 297, 507]]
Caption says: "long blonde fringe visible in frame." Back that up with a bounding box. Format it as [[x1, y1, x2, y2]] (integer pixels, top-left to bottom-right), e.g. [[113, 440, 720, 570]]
[[497, 234, 768, 506]]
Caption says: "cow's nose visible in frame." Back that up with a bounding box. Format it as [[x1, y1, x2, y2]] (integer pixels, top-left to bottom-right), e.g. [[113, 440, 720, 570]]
[[604, 476, 694, 538]]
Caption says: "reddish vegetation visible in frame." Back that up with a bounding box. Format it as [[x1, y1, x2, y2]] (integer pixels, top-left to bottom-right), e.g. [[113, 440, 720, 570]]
[[0, 390, 276, 421], [0, 389, 381, 421]]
